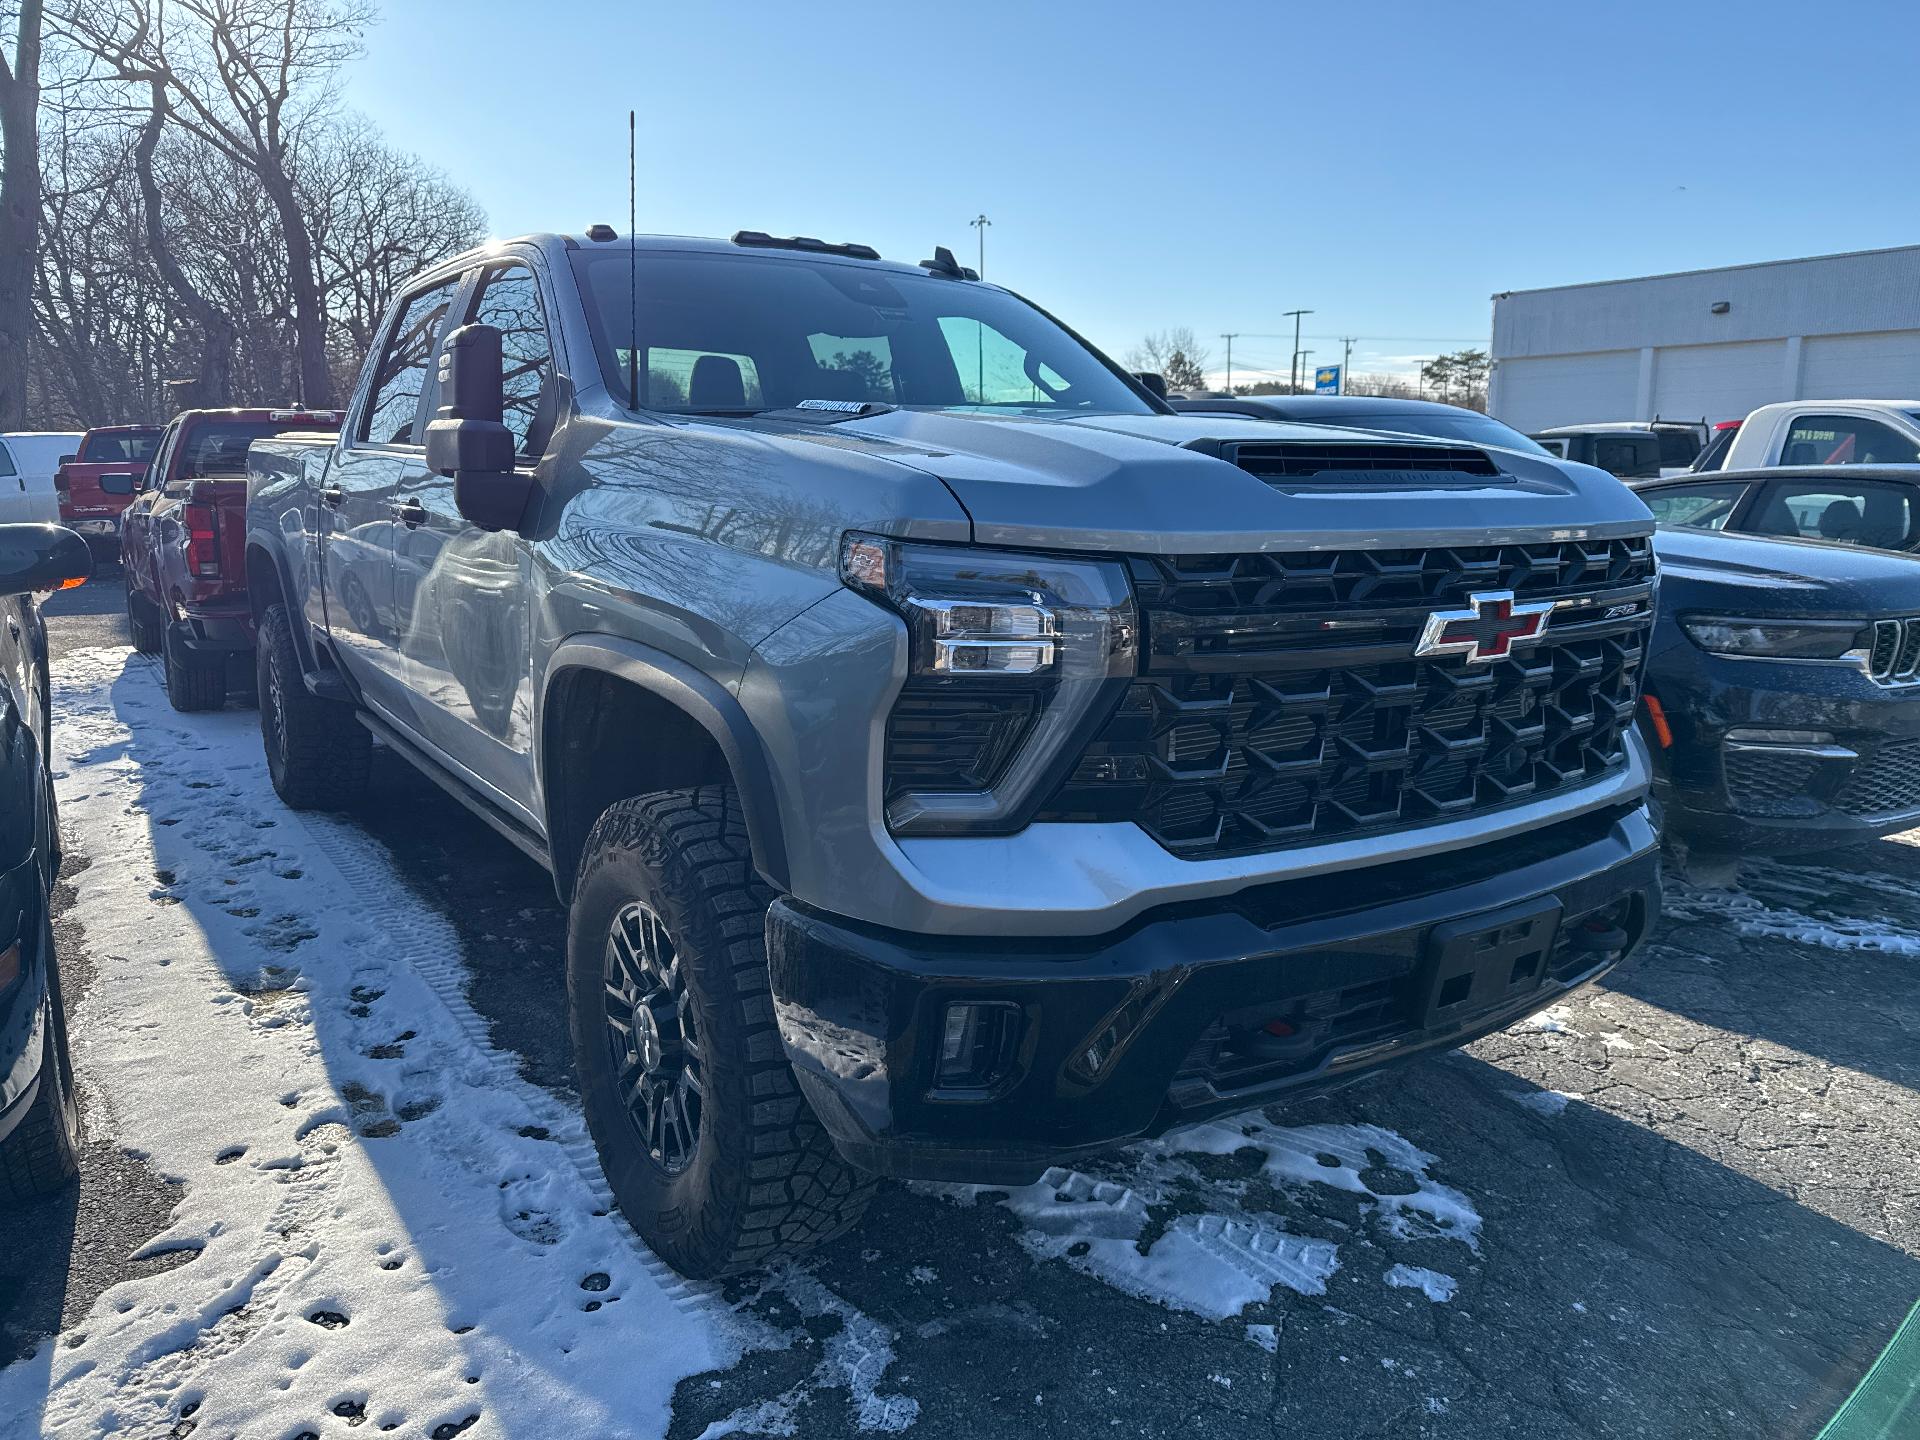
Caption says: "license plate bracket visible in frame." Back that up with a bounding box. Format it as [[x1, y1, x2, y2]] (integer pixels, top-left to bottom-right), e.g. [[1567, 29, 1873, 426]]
[[1420, 897, 1562, 1030]]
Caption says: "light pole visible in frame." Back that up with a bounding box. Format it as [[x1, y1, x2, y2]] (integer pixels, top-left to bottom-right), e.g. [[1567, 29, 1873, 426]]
[[970, 213, 991, 278], [1283, 308, 1313, 393], [1299, 350, 1316, 392], [1220, 333, 1239, 395], [1340, 336, 1357, 395]]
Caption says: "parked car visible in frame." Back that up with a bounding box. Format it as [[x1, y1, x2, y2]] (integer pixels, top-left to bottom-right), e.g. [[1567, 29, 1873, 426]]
[[247, 228, 1661, 1278], [1530, 421, 1706, 478], [1687, 418, 1743, 473], [123, 407, 341, 712], [0, 433, 85, 527], [53, 425, 164, 557], [1169, 394, 1551, 454], [1643, 525, 1920, 857], [0, 524, 90, 1203], [1632, 466, 1920, 553], [1713, 400, 1920, 470]]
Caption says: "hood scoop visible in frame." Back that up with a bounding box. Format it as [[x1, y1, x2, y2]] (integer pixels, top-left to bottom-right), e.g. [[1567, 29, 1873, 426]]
[[1198, 439, 1503, 485]]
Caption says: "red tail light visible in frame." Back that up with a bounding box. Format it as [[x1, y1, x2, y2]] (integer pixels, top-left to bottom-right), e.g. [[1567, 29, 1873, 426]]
[[53, 469, 70, 494], [185, 503, 221, 577]]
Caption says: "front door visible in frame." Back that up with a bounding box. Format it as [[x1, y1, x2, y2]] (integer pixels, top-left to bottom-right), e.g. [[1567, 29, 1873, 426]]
[[394, 258, 553, 816], [322, 273, 465, 720]]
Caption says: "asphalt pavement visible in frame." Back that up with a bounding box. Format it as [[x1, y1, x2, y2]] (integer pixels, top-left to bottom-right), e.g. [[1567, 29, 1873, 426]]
[[10, 574, 1918, 1437]]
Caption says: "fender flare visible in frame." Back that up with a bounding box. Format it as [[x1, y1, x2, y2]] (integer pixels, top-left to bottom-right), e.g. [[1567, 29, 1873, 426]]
[[244, 529, 323, 677], [540, 637, 791, 892]]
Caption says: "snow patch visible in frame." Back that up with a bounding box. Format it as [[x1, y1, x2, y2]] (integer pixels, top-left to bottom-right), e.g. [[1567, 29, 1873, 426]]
[[1510, 1089, 1580, 1117], [1383, 1264, 1458, 1303]]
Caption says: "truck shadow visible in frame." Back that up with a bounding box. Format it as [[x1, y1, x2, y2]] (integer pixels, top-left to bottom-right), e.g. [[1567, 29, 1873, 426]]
[[47, 647, 1920, 1438]]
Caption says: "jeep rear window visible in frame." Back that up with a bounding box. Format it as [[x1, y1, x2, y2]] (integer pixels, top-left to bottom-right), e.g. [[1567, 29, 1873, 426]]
[[571, 250, 1151, 416]]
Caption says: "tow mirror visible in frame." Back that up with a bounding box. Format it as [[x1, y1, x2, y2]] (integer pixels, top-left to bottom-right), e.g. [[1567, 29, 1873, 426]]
[[0, 524, 91, 597], [424, 323, 531, 533], [99, 472, 136, 496], [1134, 371, 1168, 400]]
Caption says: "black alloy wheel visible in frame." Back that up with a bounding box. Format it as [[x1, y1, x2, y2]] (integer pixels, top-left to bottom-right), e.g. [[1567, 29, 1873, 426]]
[[604, 900, 704, 1174]]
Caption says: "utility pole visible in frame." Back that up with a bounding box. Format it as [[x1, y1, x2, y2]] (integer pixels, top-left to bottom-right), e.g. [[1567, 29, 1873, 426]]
[[1340, 336, 1357, 395], [970, 213, 991, 278], [1283, 308, 1313, 393], [1220, 332, 1239, 395], [1299, 350, 1316, 392]]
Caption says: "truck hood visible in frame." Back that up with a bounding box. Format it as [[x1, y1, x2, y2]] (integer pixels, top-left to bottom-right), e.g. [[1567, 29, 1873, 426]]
[[828, 408, 1652, 553], [1655, 525, 1920, 615]]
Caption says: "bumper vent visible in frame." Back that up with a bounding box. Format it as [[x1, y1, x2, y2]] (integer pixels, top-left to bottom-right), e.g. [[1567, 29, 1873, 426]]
[[1837, 739, 1920, 818], [1033, 540, 1655, 861], [1223, 441, 1500, 482], [1869, 618, 1920, 685]]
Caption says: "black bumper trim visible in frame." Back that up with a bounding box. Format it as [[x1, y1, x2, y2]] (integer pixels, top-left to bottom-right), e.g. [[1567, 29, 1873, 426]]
[[769, 806, 1660, 1184]]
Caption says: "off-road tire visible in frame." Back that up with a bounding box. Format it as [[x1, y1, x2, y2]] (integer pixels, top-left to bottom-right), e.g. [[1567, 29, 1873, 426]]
[[126, 588, 163, 654], [0, 913, 81, 1204], [163, 622, 227, 712], [257, 603, 370, 810], [568, 786, 875, 1277]]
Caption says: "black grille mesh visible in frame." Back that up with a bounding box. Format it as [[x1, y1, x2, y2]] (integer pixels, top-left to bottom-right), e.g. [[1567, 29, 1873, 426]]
[[1724, 751, 1824, 818], [1837, 740, 1920, 818]]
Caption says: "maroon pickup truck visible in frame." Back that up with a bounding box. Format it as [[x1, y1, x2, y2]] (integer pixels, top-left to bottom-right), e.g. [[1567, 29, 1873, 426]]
[[123, 408, 340, 710], [54, 425, 163, 556]]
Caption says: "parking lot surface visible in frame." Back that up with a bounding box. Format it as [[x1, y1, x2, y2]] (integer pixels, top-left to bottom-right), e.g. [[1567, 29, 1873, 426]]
[[4, 579, 1916, 1437]]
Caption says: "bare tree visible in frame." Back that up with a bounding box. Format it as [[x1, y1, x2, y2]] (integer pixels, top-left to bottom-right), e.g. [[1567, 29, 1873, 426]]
[[58, 0, 376, 407], [1124, 326, 1212, 383], [0, 0, 46, 430]]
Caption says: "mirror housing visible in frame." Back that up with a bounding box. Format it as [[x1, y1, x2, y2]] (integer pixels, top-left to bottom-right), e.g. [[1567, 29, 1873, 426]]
[[424, 323, 531, 532], [99, 472, 136, 497], [0, 524, 91, 598], [58, 453, 76, 467], [1133, 371, 1168, 400]]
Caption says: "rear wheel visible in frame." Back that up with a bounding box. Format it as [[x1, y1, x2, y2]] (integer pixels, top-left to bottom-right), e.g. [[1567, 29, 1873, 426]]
[[0, 913, 81, 1205], [257, 603, 370, 810], [568, 786, 874, 1278], [126, 587, 162, 654], [163, 622, 227, 712]]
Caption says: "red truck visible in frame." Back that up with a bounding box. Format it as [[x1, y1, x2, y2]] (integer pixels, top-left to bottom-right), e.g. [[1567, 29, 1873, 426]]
[[53, 425, 164, 556], [123, 408, 340, 711]]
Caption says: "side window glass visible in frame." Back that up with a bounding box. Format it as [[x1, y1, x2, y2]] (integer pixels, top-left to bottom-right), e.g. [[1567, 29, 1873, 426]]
[[471, 265, 557, 456], [1753, 480, 1916, 549], [1780, 414, 1920, 466], [936, 317, 1069, 406], [1643, 483, 1746, 530], [362, 278, 463, 447], [0, 443, 14, 479]]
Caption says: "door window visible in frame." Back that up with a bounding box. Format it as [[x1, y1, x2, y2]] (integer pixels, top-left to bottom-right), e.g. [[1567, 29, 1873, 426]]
[[936, 317, 1071, 406], [0, 443, 14, 478], [470, 265, 558, 457], [362, 276, 464, 447], [1749, 478, 1918, 550], [1640, 482, 1748, 530], [1778, 414, 1920, 466]]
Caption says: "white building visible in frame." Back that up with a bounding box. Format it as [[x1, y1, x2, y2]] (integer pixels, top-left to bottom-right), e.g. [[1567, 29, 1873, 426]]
[[1488, 245, 1920, 432]]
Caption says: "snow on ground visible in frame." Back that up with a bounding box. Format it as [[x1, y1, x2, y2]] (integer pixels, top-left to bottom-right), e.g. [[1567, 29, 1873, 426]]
[[919, 1117, 1479, 1330], [1667, 864, 1920, 955], [1, 649, 914, 1438]]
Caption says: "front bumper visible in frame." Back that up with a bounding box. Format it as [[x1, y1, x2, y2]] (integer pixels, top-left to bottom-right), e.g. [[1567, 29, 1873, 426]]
[[1647, 649, 1920, 854], [770, 802, 1659, 1184]]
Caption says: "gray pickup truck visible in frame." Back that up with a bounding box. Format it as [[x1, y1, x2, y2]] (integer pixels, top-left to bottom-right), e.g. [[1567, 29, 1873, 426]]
[[245, 229, 1661, 1277]]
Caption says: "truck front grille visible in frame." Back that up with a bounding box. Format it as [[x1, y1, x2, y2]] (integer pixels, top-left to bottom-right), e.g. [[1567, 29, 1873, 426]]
[[1033, 540, 1654, 860]]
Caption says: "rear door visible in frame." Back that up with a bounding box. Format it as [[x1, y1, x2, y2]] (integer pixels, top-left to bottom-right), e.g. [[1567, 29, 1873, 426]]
[[393, 257, 553, 816], [323, 271, 467, 718], [122, 421, 179, 604]]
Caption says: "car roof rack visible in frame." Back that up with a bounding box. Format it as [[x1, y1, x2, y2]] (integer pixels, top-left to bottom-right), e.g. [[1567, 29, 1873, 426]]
[[918, 245, 978, 281], [732, 230, 880, 261]]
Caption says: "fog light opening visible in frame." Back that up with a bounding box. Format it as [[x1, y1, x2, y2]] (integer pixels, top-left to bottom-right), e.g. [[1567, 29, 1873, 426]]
[[933, 1000, 1022, 1094]]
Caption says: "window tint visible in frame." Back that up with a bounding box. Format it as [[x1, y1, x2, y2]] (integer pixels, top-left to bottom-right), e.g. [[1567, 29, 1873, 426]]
[[1778, 414, 1920, 466], [1593, 436, 1660, 478], [1749, 479, 1918, 550], [470, 265, 557, 456], [936, 317, 1074, 405], [1641, 482, 1747, 530], [1653, 429, 1701, 468], [362, 277, 463, 446], [0, 443, 14, 478]]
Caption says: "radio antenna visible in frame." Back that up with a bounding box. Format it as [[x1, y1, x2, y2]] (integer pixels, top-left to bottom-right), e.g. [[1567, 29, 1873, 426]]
[[627, 109, 639, 411]]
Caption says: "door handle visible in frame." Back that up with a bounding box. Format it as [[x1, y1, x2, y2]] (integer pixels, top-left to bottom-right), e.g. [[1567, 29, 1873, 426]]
[[321, 484, 345, 508], [396, 498, 427, 529]]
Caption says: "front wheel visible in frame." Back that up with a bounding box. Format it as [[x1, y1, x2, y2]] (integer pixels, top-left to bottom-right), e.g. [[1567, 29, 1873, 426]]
[[568, 786, 874, 1278], [257, 604, 370, 810]]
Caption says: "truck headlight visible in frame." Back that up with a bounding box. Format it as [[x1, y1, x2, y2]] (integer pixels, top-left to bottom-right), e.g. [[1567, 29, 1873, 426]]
[[842, 534, 1136, 835], [1679, 615, 1872, 665]]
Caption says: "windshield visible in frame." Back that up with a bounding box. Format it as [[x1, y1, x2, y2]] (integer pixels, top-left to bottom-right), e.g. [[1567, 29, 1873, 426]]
[[78, 430, 162, 464], [1334, 410, 1549, 455], [570, 250, 1153, 417]]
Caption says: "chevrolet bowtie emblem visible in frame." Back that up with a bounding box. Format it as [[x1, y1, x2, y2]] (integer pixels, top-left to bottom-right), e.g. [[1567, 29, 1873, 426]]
[[1414, 590, 1553, 665]]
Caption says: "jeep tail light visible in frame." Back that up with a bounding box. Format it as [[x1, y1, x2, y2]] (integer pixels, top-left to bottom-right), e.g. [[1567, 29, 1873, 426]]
[[185, 503, 221, 577], [842, 534, 1136, 835]]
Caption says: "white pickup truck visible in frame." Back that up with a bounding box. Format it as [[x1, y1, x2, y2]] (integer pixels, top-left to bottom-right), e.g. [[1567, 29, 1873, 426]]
[[1702, 399, 1920, 471]]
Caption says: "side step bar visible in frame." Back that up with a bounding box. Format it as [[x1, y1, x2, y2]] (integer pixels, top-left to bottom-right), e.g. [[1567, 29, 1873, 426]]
[[355, 709, 552, 873]]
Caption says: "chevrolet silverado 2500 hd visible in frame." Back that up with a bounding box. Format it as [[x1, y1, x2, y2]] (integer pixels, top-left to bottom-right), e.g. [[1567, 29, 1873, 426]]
[[245, 230, 1662, 1277]]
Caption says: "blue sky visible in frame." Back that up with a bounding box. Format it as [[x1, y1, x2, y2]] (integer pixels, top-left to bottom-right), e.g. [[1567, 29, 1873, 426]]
[[344, 0, 1919, 386]]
